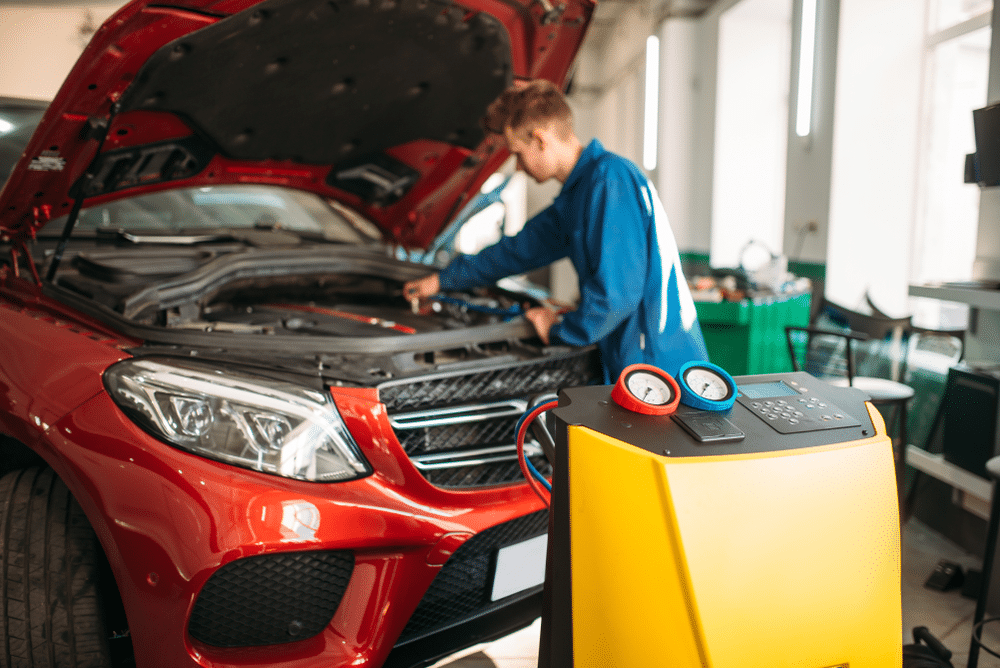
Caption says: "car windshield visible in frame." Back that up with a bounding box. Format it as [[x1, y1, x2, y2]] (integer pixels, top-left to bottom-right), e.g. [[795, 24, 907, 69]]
[[0, 101, 48, 186], [37, 184, 384, 243]]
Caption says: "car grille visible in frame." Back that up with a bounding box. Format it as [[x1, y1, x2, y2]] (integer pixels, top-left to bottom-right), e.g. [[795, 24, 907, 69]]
[[395, 509, 549, 645], [379, 350, 599, 488], [187, 550, 354, 647]]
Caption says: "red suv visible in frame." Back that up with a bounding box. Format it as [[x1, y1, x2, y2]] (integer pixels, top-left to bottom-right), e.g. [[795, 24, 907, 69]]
[[0, 0, 595, 666]]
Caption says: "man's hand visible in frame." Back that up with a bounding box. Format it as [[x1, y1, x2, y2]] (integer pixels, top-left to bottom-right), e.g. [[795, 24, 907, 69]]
[[525, 306, 560, 345], [403, 274, 440, 300]]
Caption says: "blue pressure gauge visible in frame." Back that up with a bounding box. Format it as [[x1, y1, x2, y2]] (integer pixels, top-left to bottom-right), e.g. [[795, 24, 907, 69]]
[[677, 361, 737, 411]]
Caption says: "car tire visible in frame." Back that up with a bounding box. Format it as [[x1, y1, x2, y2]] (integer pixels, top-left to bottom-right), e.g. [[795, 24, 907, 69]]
[[1, 467, 111, 668]]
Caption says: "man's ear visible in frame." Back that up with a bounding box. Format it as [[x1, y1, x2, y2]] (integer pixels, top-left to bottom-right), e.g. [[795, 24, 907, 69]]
[[506, 125, 534, 146], [529, 127, 547, 149]]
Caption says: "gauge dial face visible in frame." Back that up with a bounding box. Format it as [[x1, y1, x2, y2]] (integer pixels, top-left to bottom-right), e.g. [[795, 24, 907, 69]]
[[626, 371, 675, 405], [677, 361, 737, 411], [683, 367, 733, 401], [611, 364, 681, 415]]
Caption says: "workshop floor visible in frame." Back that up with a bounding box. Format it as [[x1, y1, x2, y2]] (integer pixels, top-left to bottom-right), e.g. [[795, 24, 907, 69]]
[[431, 518, 1000, 668]]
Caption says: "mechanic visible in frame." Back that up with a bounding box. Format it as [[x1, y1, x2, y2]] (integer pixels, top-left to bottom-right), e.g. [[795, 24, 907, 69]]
[[404, 79, 709, 382]]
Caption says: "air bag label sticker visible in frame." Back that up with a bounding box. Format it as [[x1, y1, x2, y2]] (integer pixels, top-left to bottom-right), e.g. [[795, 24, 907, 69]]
[[29, 152, 65, 171]]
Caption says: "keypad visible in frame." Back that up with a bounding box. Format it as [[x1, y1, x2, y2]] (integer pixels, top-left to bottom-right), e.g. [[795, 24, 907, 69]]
[[741, 391, 861, 434]]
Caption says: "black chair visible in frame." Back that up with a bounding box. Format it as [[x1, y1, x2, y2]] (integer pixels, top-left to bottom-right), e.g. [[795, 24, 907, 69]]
[[867, 290, 965, 372], [785, 300, 915, 494], [969, 456, 1000, 668], [899, 327, 965, 521]]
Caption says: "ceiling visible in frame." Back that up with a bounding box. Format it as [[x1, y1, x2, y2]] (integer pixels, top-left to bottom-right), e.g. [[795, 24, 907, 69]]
[[2, 0, 722, 46], [586, 0, 720, 48]]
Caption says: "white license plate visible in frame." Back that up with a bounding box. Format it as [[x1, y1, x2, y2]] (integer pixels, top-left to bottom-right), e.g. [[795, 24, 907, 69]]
[[491, 533, 547, 601]]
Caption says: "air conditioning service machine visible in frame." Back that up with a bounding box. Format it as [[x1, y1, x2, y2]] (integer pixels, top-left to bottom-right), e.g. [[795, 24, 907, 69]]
[[524, 361, 902, 668]]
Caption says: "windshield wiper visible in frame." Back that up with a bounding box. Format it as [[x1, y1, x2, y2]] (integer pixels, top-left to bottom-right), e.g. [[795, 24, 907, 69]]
[[91, 228, 319, 247], [119, 231, 237, 244]]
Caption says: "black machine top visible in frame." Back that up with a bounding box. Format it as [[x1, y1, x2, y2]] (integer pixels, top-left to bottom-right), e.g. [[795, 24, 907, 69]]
[[551, 371, 879, 459]]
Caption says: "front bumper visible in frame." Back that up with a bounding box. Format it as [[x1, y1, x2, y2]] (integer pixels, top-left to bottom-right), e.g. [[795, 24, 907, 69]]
[[49, 389, 547, 668]]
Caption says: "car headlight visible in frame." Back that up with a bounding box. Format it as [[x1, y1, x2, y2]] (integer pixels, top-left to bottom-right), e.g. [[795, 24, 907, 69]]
[[104, 358, 371, 482]]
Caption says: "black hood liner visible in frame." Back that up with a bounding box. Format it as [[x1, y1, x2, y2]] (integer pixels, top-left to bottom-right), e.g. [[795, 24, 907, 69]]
[[118, 0, 513, 166], [72, 136, 216, 198]]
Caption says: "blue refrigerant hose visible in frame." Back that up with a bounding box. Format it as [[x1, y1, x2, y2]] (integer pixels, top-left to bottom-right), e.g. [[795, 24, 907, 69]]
[[431, 294, 525, 320], [515, 400, 558, 496]]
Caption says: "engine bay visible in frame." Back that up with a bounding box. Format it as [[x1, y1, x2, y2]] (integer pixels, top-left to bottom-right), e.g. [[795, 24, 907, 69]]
[[54, 246, 532, 337]]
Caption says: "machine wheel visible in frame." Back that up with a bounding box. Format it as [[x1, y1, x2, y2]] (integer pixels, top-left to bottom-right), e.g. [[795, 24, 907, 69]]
[[0, 467, 111, 668]]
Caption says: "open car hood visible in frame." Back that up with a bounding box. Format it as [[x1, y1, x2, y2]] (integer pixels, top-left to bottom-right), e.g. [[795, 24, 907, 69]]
[[0, 0, 592, 248]]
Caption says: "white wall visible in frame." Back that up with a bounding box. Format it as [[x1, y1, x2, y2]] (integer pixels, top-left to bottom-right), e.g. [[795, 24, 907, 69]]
[[782, 0, 839, 266], [657, 18, 707, 253], [571, 5, 657, 165], [0, 2, 124, 100], [825, 0, 924, 312], [689, 10, 723, 256], [626, 0, 836, 268], [710, 0, 791, 269]]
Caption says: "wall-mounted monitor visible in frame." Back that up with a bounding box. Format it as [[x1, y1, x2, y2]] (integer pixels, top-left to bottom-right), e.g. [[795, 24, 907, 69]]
[[973, 103, 1000, 187]]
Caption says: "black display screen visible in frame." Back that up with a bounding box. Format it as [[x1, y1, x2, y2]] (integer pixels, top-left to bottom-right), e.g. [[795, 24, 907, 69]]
[[738, 381, 799, 399]]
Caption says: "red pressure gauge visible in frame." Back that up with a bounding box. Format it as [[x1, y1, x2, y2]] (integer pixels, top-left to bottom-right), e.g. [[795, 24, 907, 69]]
[[611, 363, 681, 416]]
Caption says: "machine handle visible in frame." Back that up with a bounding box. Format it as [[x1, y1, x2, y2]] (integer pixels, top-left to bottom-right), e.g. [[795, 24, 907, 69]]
[[913, 626, 953, 660]]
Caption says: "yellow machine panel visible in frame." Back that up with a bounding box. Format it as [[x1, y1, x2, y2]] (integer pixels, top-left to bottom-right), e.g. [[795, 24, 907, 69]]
[[540, 371, 902, 668]]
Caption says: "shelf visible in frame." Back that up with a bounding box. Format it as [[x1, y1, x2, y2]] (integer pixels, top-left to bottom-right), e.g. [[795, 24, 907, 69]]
[[906, 445, 993, 520], [909, 284, 1000, 311]]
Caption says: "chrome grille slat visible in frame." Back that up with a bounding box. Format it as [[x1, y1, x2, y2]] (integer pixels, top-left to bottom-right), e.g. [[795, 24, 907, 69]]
[[379, 350, 598, 489], [410, 443, 544, 471], [389, 399, 527, 430]]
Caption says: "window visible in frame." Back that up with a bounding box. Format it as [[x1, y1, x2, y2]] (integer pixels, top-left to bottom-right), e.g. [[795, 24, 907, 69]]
[[827, 0, 990, 323], [911, 3, 990, 326], [930, 0, 991, 31]]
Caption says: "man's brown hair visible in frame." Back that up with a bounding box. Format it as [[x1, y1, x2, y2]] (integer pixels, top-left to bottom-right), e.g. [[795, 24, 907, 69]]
[[484, 79, 574, 138]]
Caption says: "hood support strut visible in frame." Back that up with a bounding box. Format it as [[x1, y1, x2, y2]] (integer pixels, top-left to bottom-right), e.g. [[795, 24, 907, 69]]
[[8, 243, 42, 286], [45, 115, 113, 282]]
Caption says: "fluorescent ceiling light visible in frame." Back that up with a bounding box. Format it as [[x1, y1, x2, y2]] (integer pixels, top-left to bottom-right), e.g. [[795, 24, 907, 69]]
[[644, 35, 659, 171], [795, 0, 818, 137]]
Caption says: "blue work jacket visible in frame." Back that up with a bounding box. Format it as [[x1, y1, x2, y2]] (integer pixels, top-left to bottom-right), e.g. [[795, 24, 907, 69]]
[[439, 139, 709, 382]]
